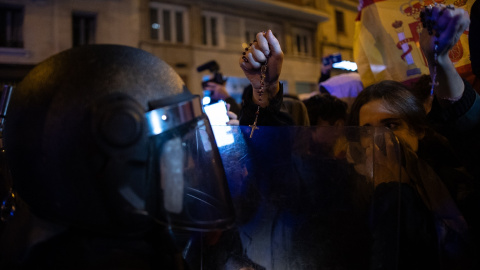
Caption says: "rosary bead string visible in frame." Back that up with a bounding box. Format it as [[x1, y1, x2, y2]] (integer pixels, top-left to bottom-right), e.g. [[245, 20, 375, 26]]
[[420, 5, 439, 96], [249, 58, 268, 138], [242, 35, 269, 138]]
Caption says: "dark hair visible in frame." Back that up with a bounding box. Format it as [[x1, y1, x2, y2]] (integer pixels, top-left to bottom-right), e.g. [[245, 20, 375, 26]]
[[347, 80, 428, 135], [410, 74, 432, 105], [303, 93, 348, 126]]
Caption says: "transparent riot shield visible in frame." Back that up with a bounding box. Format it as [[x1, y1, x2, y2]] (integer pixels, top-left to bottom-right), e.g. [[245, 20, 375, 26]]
[[182, 125, 403, 270]]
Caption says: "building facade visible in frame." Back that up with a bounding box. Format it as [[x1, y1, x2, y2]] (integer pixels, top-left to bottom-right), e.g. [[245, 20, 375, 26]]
[[0, 0, 359, 97], [0, 0, 141, 83]]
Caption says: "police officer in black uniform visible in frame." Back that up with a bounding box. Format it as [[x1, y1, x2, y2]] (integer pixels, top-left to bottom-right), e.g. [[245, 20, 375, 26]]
[[0, 44, 238, 269]]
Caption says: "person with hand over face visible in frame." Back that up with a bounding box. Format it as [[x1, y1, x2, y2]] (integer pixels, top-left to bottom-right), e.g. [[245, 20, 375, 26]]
[[348, 78, 477, 270], [346, 5, 478, 269]]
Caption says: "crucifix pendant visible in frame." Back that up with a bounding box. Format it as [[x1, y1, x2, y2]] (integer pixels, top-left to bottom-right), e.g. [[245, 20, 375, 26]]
[[249, 106, 260, 138], [249, 122, 259, 138]]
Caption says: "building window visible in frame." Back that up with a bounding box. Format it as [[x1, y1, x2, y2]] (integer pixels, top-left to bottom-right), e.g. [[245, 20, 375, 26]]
[[292, 27, 312, 56], [150, 8, 159, 40], [210, 17, 217, 46], [72, 12, 96, 47], [163, 10, 171, 41], [150, 3, 188, 44], [335, 10, 345, 34], [175, 12, 184, 43], [201, 12, 223, 47], [0, 4, 24, 48]]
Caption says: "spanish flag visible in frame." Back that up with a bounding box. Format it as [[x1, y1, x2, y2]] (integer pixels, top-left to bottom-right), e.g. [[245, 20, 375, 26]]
[[353, 0, 473, 88]]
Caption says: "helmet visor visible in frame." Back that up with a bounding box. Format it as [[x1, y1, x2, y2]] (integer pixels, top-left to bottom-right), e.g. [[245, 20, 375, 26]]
[[146, 96, 235, 231]]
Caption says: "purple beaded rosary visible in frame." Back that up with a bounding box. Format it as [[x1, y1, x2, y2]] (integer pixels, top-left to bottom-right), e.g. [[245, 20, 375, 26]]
[[420, 4, 455, 96]]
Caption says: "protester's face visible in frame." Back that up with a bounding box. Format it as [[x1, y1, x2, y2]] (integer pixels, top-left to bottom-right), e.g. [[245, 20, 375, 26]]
[[359, 99, 420, 152]]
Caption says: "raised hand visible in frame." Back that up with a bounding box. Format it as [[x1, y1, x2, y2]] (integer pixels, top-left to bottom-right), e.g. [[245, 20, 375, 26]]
[[419, 4, 469, 103], [420, 4, 470, 63], [239, 30, 284, 107]]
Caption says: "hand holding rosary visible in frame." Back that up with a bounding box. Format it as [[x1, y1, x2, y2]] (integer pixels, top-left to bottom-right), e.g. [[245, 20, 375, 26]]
[[420, 4, 455, 96], [239, 30, 283, 138], [420, 3, 469, 100]]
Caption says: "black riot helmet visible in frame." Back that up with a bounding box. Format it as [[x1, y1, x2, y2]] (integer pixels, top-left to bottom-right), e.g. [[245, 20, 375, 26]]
[[3, 44, 234, 235]]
